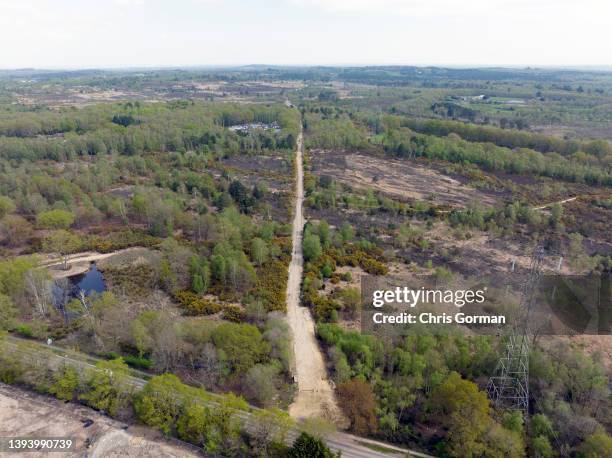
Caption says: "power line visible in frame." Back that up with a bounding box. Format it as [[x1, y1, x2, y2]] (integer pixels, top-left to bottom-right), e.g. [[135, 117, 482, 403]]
[[487, 246, 545, 411]]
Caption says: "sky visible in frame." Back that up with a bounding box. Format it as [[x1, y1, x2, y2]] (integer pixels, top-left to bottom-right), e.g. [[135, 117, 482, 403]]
[[0, 0, 611, 69]]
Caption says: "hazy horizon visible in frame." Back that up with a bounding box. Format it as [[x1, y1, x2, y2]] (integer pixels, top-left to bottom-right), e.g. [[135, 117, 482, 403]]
[[1, 0, 611, 69], [4, 63, 612, 72]]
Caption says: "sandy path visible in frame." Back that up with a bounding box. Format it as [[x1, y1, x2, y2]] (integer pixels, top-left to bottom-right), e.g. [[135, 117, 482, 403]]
[[286, 130, 346, 425], [533, 196, 578, 210], [40, 247, 142, 278]]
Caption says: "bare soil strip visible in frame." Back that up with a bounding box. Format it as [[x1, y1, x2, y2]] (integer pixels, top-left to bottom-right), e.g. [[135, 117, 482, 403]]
[[286, 131, 347, 425], [39, 247, 145, 278]]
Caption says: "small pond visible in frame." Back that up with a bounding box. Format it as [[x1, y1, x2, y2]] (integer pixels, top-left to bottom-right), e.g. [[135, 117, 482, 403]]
[[72, 263, 106, 296], [51, 262, 107, 320], [52, 262, 106, 308]]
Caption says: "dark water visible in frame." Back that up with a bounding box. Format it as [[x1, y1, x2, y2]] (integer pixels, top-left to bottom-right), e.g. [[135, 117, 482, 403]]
[[72, 263, 106, 295], [51, 263, 106, 319]]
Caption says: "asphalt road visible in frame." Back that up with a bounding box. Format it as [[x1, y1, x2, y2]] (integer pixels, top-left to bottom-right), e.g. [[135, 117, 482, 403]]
[[3, 336, 433, 457]]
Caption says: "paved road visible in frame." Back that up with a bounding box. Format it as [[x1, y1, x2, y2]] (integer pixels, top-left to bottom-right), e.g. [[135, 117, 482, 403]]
[[3, 336, 433, 457]]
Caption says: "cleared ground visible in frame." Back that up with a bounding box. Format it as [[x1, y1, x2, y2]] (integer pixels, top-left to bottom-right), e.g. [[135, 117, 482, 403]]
[[286, 132, 347, 426], [310, 150, 501, 207], [0, 383, 200, 458]]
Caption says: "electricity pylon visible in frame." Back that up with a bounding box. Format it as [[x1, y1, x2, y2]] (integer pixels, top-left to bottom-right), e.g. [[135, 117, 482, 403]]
[[487, 246, 545, 411]]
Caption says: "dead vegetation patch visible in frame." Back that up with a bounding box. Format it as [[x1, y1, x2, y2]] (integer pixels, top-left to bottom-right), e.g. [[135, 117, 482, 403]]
[[310, 150, 502, 208]]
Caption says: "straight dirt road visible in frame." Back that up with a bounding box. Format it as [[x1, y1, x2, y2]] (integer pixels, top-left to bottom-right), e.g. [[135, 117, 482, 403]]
[[286, 129, 345, 425]]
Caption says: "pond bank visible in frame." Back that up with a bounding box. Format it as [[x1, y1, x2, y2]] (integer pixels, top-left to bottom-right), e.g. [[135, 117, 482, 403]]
[[41, 247, 144, 279]]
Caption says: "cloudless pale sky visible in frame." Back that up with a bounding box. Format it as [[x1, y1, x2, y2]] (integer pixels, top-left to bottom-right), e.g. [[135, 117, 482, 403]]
[[1, 0, 611, 69]]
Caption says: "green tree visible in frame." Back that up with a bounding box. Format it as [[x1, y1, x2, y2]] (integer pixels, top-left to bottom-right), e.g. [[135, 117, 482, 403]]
[[303, 232, 322, 262], [177, 403, 213, 446], [245, 364, 280, 407], [249, 408, 294, 456], [531, 414, 554, 438], [288, 432, 336, 458], [134, 373, 185, 435], [0, 294, 18, 330], [205, 393, 248, 455], [37, 209, 75, 229], [502, 410, 524, 434], [192, 273, 205, 294], [251, 237, 269, 266], [339, 221, 354, 243], [211, 322, 270, 374], [79, 358, 131, 417], [0, 215, 33, 247], [49, 365, 80, 401], [318, 220, 331, 248], [0, 256, 37, 298], [429, 371, 492, 457], [211, 254, 227, 283], [531, 436, 553, 458], [0, 196, 16, 218], [550, 203, 563, 228], [43, 230, 80, 270], [581, 429, 612, 458]]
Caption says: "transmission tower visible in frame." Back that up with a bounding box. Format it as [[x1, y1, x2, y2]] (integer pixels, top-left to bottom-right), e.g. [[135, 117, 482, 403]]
[[487, 246, 545, 411]]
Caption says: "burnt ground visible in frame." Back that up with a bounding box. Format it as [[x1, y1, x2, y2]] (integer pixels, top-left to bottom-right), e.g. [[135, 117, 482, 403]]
[[309, 150, 506, 208], [214, 152, 294, 223]]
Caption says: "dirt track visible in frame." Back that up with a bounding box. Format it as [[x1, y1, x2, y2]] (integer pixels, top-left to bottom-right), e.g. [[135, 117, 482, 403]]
[[286, 131, 346, 425], [533, 196, 578, 210], [40, 247, 144, 278]]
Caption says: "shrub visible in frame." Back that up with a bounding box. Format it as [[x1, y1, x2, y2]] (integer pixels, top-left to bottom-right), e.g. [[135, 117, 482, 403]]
[[321, 263, 333, 278], [0, 354, 23, 384], [79, 358, 131, 417], [360, 257, 388, 275], [103, 265, 157, 298], [49, 366, 80, 401], [173, 290, 199, 307], [36, 209, 74, 229], [123, 354, 153, 370], [85, 229, 160, 253], [173, 290, 222, 316], [14, 323, 33, 338], [211, 322, 271, 374], [177, 403, 213, 446], [134, 373, 187, 435], [288, 432, 337, 458], [253, 259, 288, 312], [222, 305, 247, 323], [185, 299, 222, 316]]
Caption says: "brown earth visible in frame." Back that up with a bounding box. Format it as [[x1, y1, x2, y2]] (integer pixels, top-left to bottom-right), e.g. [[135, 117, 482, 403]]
[[310, 150, 501, 208], [0, 383, 200, 458]]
